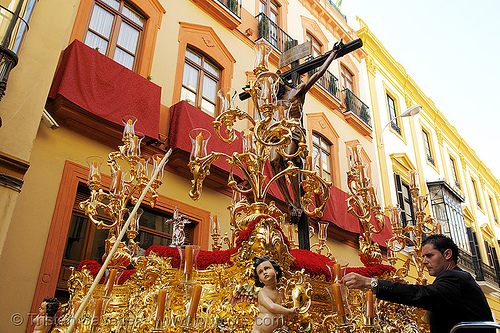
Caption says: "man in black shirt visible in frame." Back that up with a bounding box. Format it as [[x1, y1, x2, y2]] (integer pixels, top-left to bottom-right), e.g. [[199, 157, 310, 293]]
[[343, 234, 494, 333]]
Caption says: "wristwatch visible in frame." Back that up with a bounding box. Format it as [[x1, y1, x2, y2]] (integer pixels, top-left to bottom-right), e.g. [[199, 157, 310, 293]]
[[370, 278, 378, 292]]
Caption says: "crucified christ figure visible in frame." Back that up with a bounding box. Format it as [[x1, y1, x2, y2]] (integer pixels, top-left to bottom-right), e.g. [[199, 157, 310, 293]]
[[270, 42, 342, 225]]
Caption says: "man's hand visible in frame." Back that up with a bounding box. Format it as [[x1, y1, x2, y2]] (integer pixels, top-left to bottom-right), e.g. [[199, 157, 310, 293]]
[[342, 272, 372, 290]]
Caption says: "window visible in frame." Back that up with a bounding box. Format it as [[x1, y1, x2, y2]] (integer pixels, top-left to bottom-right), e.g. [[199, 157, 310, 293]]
[[56, 184, 194, 303], [471, 178, 481, 209], [260, 0, 279, 22], [422, 129, 434, 165], [466, 227, 484, 279], [428, 181, 468, 252], [386, 94, 401, 135], [259, 0, 280, 49], [484, 241, 500, 282], [490, 196, 498, 224], [312, 133, 332, 182], [394, 174, 415, 239], [450, 157, 460, 189], [306, 32, 322, 58], [341, 65, 353, 92], [84, 0, 145, 70], [181, 47, 221, 116]]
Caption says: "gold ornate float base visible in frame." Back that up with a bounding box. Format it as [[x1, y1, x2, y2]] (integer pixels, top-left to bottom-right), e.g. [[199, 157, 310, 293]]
[[54, 207, 428, 333]]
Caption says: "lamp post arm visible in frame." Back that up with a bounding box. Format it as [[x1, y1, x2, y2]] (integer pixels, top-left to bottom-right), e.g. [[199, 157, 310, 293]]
[[378, 115, 403, 148]]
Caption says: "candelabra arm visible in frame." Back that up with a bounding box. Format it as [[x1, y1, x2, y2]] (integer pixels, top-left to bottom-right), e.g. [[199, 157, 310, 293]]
[[261, 161, 299, 202], [189, 152, 231, 200], [64, 148, 171, 333], [300, 170, 331, 218], [368, 208, 386, 234], [227, 152, 263, 200], [213, 107, 256, 144]]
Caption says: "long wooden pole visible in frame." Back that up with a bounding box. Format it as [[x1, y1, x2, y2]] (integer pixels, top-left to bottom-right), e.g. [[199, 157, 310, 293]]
[[65, 149, 172, 333]]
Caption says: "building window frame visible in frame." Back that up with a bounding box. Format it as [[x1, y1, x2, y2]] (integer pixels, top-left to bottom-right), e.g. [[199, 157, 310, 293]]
[[312, 132, 332, 182], [180, 47, 221, 117], [30, 161, 210, 320], [83, 0, 145, 71], [386, 94, 401, 135], [422, 128, 435, 166], [173, 23, 235, 113], [70, 0, 165, 77], [340, 64, 354, 93], [450, 156, 461, 189], [306, 32, 322, 58], [394, 173, 416, 236], [490, 196, 499, 225], [471, 177, 482, 209]]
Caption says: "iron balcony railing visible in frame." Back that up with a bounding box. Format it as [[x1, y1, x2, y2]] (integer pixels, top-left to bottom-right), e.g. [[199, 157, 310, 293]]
[[256, 12, 294, 53], [458, 249, 477, 275], [216, 0, 241, 18], [391, 120, 401, 135], [478, 262, 499, 286], [308, 67, 342, 101], [342, 88, 371, 127], [325, 0, 347, 21]]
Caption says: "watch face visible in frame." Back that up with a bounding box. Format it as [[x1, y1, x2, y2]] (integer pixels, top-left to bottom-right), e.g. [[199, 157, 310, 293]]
[[371, 278, 377, 288]]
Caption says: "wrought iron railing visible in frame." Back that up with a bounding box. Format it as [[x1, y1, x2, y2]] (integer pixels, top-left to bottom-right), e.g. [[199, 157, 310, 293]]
[[342, 88, 371, 127], [477, 262, 499, 286], [256, 12, 294, 53], [216, 0, 241, 18], [325, 0, 347, 21], [391, 120, 401, 135], [309, 67, 341, 101], [458, 249, 477, 276]]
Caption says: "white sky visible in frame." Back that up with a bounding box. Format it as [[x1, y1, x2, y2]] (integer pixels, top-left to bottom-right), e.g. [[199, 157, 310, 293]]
[[341, 0, 500, 179]]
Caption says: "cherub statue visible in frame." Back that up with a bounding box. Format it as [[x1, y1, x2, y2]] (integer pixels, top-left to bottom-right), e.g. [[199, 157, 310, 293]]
[[33, 297, 59, 333], [251, 255, 297, 333]]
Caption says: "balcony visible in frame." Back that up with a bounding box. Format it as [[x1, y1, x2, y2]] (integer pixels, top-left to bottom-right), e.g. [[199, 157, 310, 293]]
[[46, 40, 161, 147], [256, 12, 294, 53], [342, 88, 371, 127], [216, 0, 241, 18], [458, 249, 477, 276], [312, 69, 342, 101], [477, 262, 500, 293]]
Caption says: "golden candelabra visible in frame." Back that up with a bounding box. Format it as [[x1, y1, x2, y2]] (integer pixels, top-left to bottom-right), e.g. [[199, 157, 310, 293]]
[[346, 144, 385, 265], [188, 39, 332, 231], [80, 116, 168, 269], [386, 170, 439, 284]]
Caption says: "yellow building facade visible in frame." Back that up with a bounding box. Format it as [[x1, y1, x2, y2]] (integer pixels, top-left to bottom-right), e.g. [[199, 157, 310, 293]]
[[356, 17, 500, 319]]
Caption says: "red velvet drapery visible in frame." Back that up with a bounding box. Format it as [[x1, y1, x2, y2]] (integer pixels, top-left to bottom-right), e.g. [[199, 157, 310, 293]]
[[48, 39, 161, 138]]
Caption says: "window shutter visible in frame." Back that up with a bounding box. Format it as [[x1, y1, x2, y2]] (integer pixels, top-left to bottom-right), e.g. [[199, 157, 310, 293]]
[[467, 228, 484, 280]]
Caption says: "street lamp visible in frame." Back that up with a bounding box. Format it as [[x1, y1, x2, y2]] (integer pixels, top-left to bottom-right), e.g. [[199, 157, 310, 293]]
[[378, 105, 422, 148]]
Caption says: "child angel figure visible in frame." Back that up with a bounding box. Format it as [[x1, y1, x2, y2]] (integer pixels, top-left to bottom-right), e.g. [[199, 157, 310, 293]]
[[251, 255, 298, 333]]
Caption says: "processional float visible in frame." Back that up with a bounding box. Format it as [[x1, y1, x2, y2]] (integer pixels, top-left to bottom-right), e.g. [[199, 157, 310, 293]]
[[55, 39, 440, 333]]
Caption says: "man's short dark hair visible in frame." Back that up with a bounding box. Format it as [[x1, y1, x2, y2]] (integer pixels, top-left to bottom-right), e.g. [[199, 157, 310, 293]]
[[253, 255, 283, 287], [43, 297, 59, 317], [422, 234, 459, 264]]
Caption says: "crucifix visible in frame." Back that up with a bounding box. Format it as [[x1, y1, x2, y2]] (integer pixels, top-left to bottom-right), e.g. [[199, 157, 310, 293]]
[[240, 38, 363, 250]]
